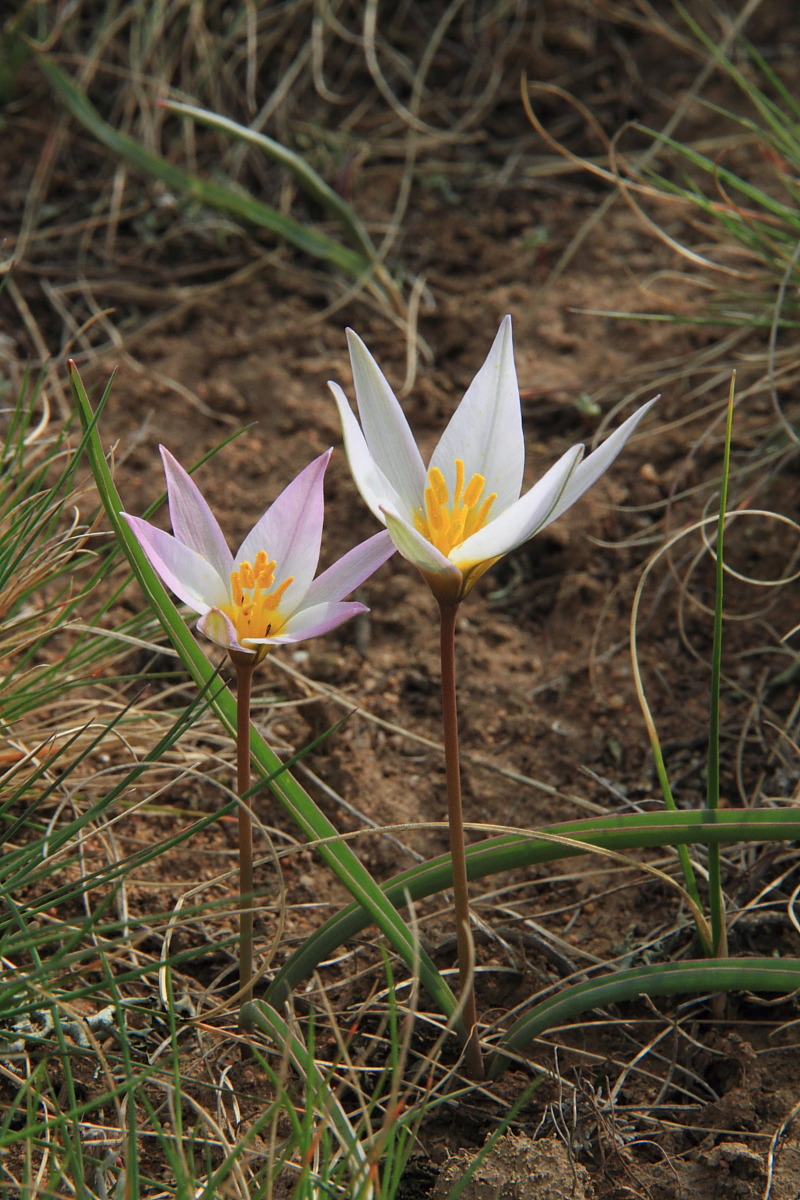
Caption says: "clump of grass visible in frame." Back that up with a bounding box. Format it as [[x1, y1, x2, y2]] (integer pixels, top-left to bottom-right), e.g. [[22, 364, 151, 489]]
[[0, 376, 254, 1195], [524, 5, 800, 402], [6, 0, 550, 375], [521, 5, 799, 827]]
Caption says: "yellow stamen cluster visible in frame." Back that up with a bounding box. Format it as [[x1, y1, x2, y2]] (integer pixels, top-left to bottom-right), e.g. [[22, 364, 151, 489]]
[[414, 459, 497, 557], [223, 549, 293, 643]]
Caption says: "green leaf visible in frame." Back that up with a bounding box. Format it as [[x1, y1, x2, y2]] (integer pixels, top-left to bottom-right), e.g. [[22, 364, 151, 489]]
[[162, 100, 385, 268], [265, 807, 800, 1006], [489, 957, 800, 1077], [36, 55, 383, 289]]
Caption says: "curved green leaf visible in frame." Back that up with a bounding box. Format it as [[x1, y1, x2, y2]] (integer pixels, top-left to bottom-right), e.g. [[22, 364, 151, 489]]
[[265, 807, 800, 1005], [162, 101, 378, 263], [488, 957, 800, 1077], [36, 55, 372, 284]]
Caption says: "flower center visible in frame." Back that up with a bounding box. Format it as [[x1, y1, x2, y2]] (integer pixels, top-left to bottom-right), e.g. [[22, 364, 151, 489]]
[[413, 459, 497, 557], [222, 549, 294, 644]]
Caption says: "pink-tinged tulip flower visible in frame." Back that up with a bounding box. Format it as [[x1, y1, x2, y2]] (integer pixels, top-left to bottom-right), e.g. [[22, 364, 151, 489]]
[[123, 448, 395, 664], [330, 316, 658, 605]]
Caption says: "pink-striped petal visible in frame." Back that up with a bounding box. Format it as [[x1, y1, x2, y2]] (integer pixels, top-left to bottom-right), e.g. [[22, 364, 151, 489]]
[[196, 607, 251, 654], [248, 600, 367, 645], [303, 530, 396, 608], [123, 514, 229, 612], [237, 450, 330, 602], [160, 447, 233, 581]]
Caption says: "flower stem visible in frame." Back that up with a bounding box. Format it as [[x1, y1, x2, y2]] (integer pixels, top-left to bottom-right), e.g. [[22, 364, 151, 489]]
[[235, 660, 256, 1024], [438, 601, 484, 1080]]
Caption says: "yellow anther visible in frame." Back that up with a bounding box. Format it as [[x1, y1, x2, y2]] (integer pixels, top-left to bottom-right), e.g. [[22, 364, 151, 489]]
[[453, 459, 465, 505], [264, 575, 294, 611], [413, 458, 497, 557], [472, 494, 496, 533], [253, 551, 276, 588], [223, 553, 293, 646], [429, 468, 449, 506], [462, 474, 484, 509]]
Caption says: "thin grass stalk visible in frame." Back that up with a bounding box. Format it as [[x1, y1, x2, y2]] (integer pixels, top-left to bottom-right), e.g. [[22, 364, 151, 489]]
[[707, 377, 735, 961], [630, 526, 710, 951], [438, 601, 483, 1080], [249, 1002, 370, 1195], [95, 963, 139, 1195]]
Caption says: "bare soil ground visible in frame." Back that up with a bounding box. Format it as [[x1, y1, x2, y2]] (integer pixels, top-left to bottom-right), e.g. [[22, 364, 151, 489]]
[[2, 3, 799, 1196]]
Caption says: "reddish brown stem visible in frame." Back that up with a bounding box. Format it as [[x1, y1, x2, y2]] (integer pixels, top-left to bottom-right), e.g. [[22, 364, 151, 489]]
[[235, 660, 255, 1020], [438, 601, 484, 1081]]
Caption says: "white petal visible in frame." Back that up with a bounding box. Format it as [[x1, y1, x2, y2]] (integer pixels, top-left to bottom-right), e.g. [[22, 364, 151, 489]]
[[542, 396, 659, 528], [160, 447, 233, 580], [329, 381, 410, 522], [451, 445, 584, 567], [345, 330, 427, 510], [382, 508, 463, 588], [303, 530, 396, 607], [123, 515, 229, 612], [429, 316, 524, 513]]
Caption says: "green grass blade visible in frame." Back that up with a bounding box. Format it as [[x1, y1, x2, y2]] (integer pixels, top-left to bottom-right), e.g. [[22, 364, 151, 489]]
[[633, 126, 800, 229], [36, 55, 372, 284], [69, 362, 459, 1030], [489, 958, 800, 1077], [741, 36, 800, 125], [675, 2, 800, 136], [248, 1003, 368, 1184], [707, 377, 736, 957], [162, 100, 381, 264], [265, 808, 800, 1005]]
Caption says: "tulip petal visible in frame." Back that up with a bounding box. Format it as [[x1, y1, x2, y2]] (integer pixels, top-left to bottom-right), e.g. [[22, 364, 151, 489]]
[[123, 514, 229, 612], [344, 330, 427, 511], [451, 444, 584, 567], [160, 447, 234, 581], [382, 508, 464, 589], [329, 381, 410, 523], [542, 396, 660, 529], [248, 600, 367, 645], [238, 450, 331, 603], [430, 315, 524, 512], [303, 529, 396, 607], [196, 607, 251, 654]]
